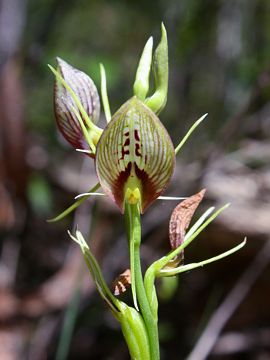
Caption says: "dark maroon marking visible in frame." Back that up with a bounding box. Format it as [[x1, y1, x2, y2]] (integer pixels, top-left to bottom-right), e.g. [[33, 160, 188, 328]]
[[134, 130, 140, 141], [120, 146, 130, 160], [135, 143, 142, 157], [124, 131, 129, 136], [134, 164, 156, 213], [113, 162, 132, 212], [144, 155, 148, 164], [124, 138, 130, 146]]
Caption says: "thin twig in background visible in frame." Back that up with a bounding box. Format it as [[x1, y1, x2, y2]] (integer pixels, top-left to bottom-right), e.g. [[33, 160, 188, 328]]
[[186, 239, 270, 360]]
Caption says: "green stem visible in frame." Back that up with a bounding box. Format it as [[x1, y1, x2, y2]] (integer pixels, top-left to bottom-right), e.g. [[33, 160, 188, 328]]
[[126, 202, 160, 360]]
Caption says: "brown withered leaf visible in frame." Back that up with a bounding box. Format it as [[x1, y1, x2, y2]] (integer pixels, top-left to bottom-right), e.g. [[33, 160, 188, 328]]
[[169, 189, 206, 256], [112, 269, 131, 296]]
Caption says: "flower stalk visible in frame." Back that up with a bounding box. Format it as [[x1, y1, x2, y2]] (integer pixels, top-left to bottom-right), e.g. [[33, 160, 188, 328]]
[[125, 201, 160, 359]]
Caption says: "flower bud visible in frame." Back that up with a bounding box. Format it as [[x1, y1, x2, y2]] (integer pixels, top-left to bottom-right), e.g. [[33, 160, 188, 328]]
[[53, 58, 101, 154]]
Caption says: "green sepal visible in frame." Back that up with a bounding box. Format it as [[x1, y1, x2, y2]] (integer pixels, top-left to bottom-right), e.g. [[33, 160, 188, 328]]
[[133, 36, 153, 101], [145, 23, 168, 114], [47, 182, 101, 222], [175, 113, 208, 155], [159, 238, 247, 277]]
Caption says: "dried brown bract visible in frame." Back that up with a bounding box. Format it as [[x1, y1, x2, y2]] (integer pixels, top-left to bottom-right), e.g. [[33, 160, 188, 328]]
[[112, 269, 132, 296], [169, 189, 206, 263]]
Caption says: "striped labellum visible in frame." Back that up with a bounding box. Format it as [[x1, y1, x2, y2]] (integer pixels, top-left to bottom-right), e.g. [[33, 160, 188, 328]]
[[95, 96, 175, 213]]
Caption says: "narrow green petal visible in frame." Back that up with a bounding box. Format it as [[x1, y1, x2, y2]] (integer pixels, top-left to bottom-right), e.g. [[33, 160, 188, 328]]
[[175, 113, 208, 155], [47, 182, 100, 222]]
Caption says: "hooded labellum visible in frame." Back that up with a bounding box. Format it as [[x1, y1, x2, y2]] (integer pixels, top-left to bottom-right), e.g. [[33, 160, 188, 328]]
[[95, 96, 175, 213], [168, 189, 206, 265], [54, 58, 100, 154]]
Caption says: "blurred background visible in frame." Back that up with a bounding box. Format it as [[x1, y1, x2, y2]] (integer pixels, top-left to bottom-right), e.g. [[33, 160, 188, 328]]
[[0, 0, 270, 359]]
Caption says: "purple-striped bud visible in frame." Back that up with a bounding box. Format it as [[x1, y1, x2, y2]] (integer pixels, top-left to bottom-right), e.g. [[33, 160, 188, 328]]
[[95, 96, 175, 213], [54, 58, 101, 154]]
